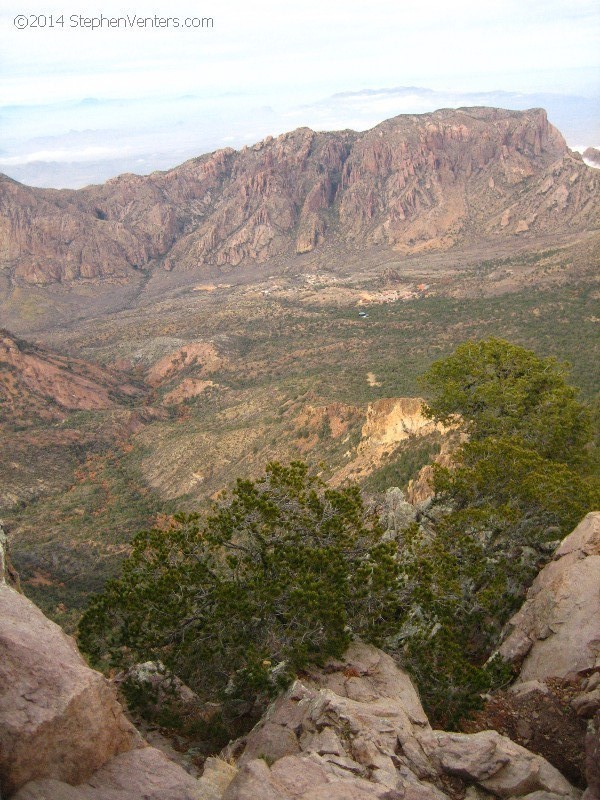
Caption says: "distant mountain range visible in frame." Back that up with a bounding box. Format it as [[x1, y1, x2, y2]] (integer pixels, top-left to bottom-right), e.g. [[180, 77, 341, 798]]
[[1, 107, 598, 286], [1, 86, 598, 189]]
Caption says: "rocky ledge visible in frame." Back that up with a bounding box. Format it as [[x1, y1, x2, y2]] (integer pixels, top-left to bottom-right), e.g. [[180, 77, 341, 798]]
[[0, 515, 598, 799]]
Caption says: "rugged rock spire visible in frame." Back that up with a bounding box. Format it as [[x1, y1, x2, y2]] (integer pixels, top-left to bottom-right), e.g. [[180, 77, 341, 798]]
[[0, 520, 20, 591]]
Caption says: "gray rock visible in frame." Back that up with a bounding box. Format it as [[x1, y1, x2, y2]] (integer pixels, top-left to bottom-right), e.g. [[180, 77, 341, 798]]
[[583, 711, 600, 800], [86, 747, 211, 799], [381, 487, 416, 534], [115, 661, 200, 708], [498, 513, 600, 681], [197, 758, 238, 800], [222, 759, 289, 800], [421, 730, 578, 799], [571, 688, 600, 718], [0, 585, 139, 797]]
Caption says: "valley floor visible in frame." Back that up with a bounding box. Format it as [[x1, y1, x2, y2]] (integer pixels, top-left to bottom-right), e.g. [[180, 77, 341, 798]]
[[1, 231, 599, 626]]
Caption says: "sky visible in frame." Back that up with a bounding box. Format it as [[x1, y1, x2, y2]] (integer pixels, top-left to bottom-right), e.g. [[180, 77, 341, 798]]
[[1, 0, 599, 187]]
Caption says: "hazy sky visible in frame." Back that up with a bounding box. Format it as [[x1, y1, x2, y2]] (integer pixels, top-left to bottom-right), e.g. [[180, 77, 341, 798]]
[[1, 0, 599, 186]]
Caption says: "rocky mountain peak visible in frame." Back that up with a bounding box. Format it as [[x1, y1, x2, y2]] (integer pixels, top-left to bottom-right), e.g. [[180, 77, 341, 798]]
[[1, 107, 597, 286]]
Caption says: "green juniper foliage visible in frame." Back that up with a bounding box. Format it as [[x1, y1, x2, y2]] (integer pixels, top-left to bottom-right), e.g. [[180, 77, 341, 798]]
[[79, 338, 598, 734], [79, 461, 400, 716], [392, 338, 598, 727], [419, 337, 592, 465]]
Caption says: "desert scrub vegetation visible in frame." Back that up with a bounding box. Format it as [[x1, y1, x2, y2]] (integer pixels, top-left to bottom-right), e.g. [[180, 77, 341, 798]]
[[10, 446, 177, 628], [79, 338, 599, 735], [79, 461, 401, 726]]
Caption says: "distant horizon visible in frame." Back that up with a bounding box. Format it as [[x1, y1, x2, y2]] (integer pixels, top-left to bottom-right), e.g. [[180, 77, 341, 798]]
[[2, 88, 599, 190], [1, 0, 598, 188]]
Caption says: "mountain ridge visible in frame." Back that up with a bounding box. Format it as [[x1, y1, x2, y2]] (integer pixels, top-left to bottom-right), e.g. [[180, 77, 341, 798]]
[[0, 329, 142, 425], [1, 106, 598, 286]]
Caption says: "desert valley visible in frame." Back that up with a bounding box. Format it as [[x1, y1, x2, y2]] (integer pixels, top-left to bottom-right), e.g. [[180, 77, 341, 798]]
[[1, 105, 599, 799]]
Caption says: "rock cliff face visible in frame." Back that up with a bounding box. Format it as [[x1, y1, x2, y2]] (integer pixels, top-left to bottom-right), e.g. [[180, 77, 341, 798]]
[[145, 341, 225, 387], [0, 534, 235, 800], [0, 521, 20, 590], [0, 175, 158, 285], [0, 585, 139, 795], [1, 108, 598, 285], [331, 397, 450, 486], [498, 512, 600, 682], [497, 512, 600, 800], [359, 398, 444, 450], [0, 533, 138, 796]]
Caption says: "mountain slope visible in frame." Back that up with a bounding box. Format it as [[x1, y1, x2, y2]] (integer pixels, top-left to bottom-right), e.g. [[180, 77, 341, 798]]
[[1, 107, 598, 286], [0, 329, 141, 425]]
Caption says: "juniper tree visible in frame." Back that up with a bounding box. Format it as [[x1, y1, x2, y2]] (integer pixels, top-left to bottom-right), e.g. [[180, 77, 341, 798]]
[[394, 338, 598, 727], [419, 337, 592, 465], [79, 461, 400, 716]]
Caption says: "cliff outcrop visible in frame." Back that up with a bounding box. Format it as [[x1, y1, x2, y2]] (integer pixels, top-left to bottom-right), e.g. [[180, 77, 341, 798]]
[[0, 534, 234, 799], [498, 512, 600, 682], [0, 536, 139, 796], [1, 108, 598, 285], [221, 642, 579, 800], [331, 396, 451, 486], [496, 512, 600, 800]]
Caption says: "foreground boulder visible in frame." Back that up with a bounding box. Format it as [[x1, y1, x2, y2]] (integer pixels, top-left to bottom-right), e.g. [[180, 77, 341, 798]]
[[221, 642, 579, 800], [0, 581, 139, 796], [497, 512, 600, 798], [498, 512, 600, 682], [0, 533, 236, 799], [463, 678, 589, 786], [585, 712, 600, 800], [421, 729, 577, 797], [12, 750, 237, 800]]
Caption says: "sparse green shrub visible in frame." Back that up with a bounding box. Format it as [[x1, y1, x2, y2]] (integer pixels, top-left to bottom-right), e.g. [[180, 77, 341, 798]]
[[393, 338, 598, 727], [79, 461, 400, 724]]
